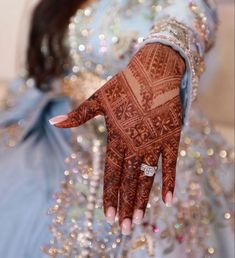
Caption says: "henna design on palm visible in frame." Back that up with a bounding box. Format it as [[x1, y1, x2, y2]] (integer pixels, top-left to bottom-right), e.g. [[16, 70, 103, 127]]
[[53, 43, 186, 227]]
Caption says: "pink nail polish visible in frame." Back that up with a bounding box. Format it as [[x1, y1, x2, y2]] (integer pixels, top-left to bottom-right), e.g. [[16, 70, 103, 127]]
[[121, 218, 131, 235], [49, 115, 68, 125], [106, 207, 115, 225], [165, 191, 173, 207], [132, 210, 143, 224]]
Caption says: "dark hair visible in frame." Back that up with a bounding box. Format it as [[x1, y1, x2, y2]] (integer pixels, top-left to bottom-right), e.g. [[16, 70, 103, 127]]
[[26, 0, 87, 91]]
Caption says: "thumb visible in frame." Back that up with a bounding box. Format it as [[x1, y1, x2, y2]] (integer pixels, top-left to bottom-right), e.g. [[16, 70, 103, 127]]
[[49, 91, 103, 128]]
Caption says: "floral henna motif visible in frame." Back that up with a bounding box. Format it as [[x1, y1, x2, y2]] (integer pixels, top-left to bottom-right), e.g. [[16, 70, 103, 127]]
[[54, 43, 186, 227]]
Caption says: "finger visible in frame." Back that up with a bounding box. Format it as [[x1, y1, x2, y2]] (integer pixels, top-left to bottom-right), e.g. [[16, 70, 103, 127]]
[[133, 147, 161, 224], [103, 134, 125, 225], [118, 153, 142, 228], [162, 131, 181, 206], [49, 91, 103, 128]]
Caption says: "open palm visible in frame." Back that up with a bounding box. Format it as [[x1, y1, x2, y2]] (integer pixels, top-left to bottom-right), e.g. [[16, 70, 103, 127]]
[[50, 43, 185, 234]]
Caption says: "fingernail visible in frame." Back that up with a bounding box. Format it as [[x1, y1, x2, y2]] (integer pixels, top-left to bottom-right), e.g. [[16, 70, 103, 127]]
[[49, 115, 68, 125], [165, 191, 173, 207], [121, 218, 131, 235], [132, 209, 143, 225], [106, 207, 116, 225]]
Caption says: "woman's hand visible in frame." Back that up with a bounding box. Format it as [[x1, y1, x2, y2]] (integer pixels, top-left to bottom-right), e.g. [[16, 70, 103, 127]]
[[49, 43, 185, 235]]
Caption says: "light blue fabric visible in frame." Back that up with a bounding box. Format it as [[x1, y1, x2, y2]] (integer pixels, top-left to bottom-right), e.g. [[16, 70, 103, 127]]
[[0, 79, 72, 257], [0, 0, 233, 257]]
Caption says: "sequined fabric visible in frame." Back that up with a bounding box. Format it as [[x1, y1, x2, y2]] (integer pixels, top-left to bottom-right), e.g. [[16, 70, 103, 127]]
[[0, 1, 233, 258]]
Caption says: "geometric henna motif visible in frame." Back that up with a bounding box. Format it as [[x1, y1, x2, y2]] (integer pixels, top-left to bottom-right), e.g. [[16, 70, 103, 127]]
[[54, 43, 186, 227]]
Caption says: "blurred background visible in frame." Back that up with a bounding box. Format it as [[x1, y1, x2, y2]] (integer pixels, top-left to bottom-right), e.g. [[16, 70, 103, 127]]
[[0, 0, 234, 146]]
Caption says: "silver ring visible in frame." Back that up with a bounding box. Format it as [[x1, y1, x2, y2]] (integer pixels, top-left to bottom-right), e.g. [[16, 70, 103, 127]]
[[140, 163, 158, 177]]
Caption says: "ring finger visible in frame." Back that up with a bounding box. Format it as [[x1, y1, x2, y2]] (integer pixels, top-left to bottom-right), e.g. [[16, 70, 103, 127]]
[[132, 147, 162, 224]]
